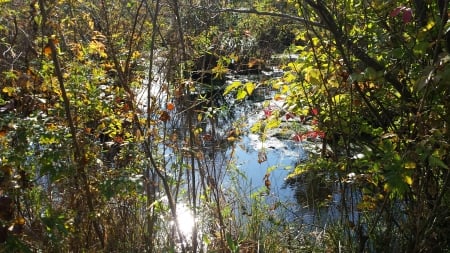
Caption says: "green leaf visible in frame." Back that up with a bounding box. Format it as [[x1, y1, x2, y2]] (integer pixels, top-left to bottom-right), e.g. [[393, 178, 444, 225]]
[[429, 155, 449, 169], [226, 233, 238, 252]]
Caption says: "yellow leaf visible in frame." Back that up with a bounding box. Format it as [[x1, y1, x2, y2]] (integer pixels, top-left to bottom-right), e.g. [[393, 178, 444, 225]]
[[273, 94, 284, 101], [2, 86, 16, 96], [223, 81, 241, 95], [333, 94, 349, 104], [236, 90, 247, 100], [304, 68, 321, 85], [404, 176, 413, 185], [272, 81, 283, 90], [245, 82, 255, 95], [283, 72, 296, 83], [404, 162, 416, 169], [194, 128, 202, 136], [227, 136, 236, 142], [131, 51, 141, 60], [311, 37, 320, 46]]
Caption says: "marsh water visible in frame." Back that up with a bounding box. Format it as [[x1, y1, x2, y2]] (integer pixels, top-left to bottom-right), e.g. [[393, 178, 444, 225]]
[[138, 58, 348, 248]]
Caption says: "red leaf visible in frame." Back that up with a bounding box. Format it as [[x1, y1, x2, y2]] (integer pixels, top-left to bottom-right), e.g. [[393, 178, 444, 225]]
[[311, 108, 319, 116], [285, 112, 295, 120], [317, 131, 326, 139], [307, 131, 318, 139], [402, 8, 413, 23], [292, 133, 304, 142], [263, 108, 272, 118], [390, 6, 403, 17]]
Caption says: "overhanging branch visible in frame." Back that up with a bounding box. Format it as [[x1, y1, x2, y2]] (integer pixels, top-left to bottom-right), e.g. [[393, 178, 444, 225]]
[[303, 0, 414, 103], [204, 7, 327, 29]]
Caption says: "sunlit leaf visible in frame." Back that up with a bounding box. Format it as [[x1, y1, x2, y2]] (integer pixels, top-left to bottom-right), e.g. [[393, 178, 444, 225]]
[[404, 162, 416, 169], [223, 81, 241, 95], [283, 71, 296, 83], [245, 82, 255, 95], [1, 86, 16, 97], [266, 118, 280, 129], [272, 81, 283, 90], [227, 136, 236, 142], [304, 68, 321, 85], [250, 121, 262, 133], [404, 175, 413, 185], [236, 89, 247, 100], [274, 94, 284, 101]]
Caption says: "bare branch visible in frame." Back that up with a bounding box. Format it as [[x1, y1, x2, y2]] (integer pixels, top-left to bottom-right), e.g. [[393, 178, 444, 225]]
[[204, 7, 327, 29]]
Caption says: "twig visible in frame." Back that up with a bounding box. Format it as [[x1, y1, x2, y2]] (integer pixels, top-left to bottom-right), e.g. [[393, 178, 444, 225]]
[[199, 7, 327, 29]]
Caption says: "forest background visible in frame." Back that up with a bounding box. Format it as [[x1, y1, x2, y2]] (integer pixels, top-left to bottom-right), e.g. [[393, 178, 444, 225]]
[[1, 0, 450, 252]]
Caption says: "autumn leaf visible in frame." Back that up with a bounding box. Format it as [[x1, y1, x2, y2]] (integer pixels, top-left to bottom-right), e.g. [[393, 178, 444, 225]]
[[0, 129, 7, 137], [245, 82, 255, 96], [402, 9, 413, 23], [390, 6, 413, 24], [223, 80, 241, 95], [2, 86, 16, 96], [274, 94, 284, 101], [263, 107, 272, 118], [43, 44, 53, 57], [236, 90, 247, 100], [167, 102, 175, 111], [390, 7, 403, 18], [285, 112, 295, 120], [159, 111, 170, 122], [292, 133, 304, 142]]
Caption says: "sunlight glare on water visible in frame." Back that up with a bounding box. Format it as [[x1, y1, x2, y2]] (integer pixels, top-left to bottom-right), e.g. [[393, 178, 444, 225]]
[[174, 203, 196, 239]]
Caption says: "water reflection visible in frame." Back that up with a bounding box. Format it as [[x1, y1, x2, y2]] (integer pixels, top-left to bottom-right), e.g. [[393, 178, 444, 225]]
[[148, 64, 346, 251], [175, 203, 195, 239]]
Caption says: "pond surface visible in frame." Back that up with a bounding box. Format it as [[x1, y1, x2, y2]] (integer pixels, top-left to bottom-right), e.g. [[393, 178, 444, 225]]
[[226, 94, 331, 226], [139, 60, 346, 249]]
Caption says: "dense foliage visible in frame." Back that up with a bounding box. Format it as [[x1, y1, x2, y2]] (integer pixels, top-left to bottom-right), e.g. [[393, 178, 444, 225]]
[[1, 0, 449, 252]]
